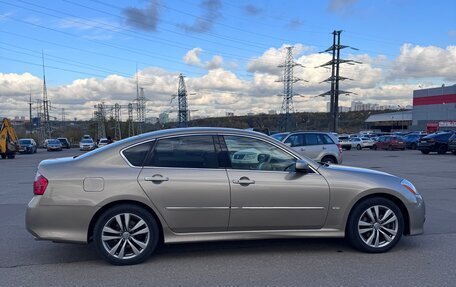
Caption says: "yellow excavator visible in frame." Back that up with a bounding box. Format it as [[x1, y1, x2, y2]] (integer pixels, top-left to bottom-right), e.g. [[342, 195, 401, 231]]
[[0, 118, 19, 159]]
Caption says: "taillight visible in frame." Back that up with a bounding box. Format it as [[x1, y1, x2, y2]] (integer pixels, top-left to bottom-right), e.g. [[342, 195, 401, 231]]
[[33, 173, 48, 195], [337, 143, 342, 153]]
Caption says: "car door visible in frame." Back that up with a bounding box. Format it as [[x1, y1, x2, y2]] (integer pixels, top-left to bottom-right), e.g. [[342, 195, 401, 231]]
[[136, 135, 231, 233], [222, 135, 330, 231]]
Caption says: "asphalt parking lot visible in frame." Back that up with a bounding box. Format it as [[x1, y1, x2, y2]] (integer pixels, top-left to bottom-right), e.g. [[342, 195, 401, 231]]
[[1, 148, 455, 286]]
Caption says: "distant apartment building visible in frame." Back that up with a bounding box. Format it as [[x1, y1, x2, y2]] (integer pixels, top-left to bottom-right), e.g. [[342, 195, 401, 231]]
[[327, 101, 408, 113], [225, 112, 235, 117]]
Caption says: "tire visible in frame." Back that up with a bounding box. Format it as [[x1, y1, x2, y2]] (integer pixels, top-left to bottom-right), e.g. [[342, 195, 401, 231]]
[[7, 153, 15, 159], [437, 145, 447, 155], [388, 145, 393, 151], [346, 146, 351, 151], [346, 197, 404, 253], [452, 150, 456, 155], [321, 156, 336, 164], [401, 148, 405, 151], [373, 145, 377, 150], [0, 154, 6, 159], [93, 204, 159, 265], [411, 143, 417, 150], [421, 150, 430, 154], [356, 144, 362, 150]]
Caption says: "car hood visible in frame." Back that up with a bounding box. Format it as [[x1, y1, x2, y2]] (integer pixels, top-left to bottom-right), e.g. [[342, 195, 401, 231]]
[[320, 164, 397, 178]]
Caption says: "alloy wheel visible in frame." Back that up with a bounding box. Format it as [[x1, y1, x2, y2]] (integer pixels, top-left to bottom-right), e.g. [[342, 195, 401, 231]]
[[357, 205, 398, 248], [101, 213, 150, 260]]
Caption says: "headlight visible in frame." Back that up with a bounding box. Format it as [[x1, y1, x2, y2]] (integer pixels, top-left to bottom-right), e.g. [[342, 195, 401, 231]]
[[401, 179, 419, 195]]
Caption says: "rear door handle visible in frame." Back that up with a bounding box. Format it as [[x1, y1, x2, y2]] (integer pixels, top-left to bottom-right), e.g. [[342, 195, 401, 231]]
[[144, 175, 169, 182]]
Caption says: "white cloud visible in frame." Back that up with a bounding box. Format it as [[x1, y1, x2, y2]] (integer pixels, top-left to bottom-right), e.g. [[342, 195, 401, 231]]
[[390, 44, 456, 81], [183, 48, 223, 70]]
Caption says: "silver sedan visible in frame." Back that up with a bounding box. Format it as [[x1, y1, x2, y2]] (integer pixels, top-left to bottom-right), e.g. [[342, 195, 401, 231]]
[[26, 127, 425, 265]]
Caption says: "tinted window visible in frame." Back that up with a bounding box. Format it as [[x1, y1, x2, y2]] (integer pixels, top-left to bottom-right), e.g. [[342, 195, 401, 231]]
[[304, 134, 319, 145], [320, 134, 334, 144], [81, 139, 93, 143], [20, 139, 31, 145], [146, 136, 218, 168], [123, 141, 154, 167], [224, 136, 296, 172]]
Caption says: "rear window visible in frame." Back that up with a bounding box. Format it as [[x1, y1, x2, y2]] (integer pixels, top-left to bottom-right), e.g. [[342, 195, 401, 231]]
[[320, 134, 334, 144]]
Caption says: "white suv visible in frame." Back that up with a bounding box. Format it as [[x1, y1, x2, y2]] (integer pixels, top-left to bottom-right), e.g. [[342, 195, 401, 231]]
[[272, 132, 343, 164]]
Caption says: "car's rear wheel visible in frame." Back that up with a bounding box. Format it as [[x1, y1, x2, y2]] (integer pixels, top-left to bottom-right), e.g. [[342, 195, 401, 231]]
[[411, 143, 417, 150], [356, 144, 362, 150], [346, 197, 403, 253], [93, 204, 159, 265], [421, 150, 430, 154], [321, 155, 336, 164], [373, 145, 377, 150]]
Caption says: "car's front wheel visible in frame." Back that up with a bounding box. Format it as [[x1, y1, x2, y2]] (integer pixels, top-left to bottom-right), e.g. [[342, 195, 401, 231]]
[[346, 197, 404, 253], [93, 204, 159, 265], [356, 144, 362, 150]]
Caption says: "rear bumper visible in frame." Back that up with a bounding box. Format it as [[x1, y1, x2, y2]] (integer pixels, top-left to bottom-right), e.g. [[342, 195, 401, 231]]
[[26, 196, 92, 243]]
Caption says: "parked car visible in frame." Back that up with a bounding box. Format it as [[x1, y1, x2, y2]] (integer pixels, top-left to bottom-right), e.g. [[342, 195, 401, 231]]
[[57, 137, 71, 149], [402, 134, 425, 150], [338, 136, 353, 150], [350, 137, 375, 150], [79, 139, 96, 151], [26, 127, 425, 265], [417, 132, 454, 154], [448, 133, 456, 155], [46, 139, 62, 151], [18, 138, 37, 154], [97, 138, 109, 147], [373, 136, 405, 150], [272, 131, 343, 164]]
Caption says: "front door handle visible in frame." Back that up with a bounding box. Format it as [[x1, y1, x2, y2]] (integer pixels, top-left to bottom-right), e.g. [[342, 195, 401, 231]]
[[144, 175, 169, 182], [232, 177, 255, 185]]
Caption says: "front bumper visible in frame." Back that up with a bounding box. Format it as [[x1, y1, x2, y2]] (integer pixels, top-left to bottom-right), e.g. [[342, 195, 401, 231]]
[[407, 194, 426, 235], [26, 196, 93, 243]]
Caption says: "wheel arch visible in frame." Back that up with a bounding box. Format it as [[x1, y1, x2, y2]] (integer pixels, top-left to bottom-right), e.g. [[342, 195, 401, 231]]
[[87, 200, 164, 244], [344, 193, 411, 236]]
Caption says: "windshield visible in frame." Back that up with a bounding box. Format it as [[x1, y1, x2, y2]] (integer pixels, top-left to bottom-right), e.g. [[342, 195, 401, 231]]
[[19, 139, 31, 145], [271, 133, 288, 141], [81, 139, 93, 143], [48, 140, 60, 144]]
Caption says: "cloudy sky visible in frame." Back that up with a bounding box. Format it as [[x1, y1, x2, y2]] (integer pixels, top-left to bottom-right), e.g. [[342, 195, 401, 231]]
[[0, 0, 455, 120]]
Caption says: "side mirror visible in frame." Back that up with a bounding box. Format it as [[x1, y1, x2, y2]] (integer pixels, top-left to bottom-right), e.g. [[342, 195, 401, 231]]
[[295, 159, 313, 173], [284, 142, 292, 147]]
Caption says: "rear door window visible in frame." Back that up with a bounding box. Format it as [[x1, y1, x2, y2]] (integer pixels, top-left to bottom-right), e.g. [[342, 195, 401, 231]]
[[304, 134, 319, 146], [145, 136, 219, 169]]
